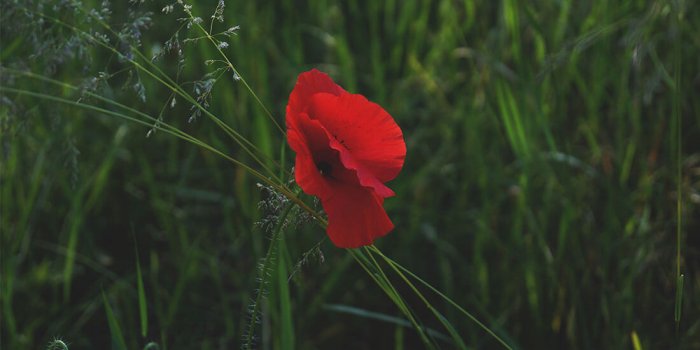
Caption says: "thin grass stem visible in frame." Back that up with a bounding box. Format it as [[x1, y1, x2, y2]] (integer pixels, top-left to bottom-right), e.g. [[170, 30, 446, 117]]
[[365, 246, 468, 349], [348, 249, 437, 349], [369, 246, 514, 350], [242, 199, 295, 349]]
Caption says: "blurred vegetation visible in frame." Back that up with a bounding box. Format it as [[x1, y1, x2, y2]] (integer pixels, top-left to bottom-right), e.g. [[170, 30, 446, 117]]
[[1, 0, 699, 349]]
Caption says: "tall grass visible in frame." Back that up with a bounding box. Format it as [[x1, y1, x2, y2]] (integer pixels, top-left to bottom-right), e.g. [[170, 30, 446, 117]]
[[1, 0, 698, 349]]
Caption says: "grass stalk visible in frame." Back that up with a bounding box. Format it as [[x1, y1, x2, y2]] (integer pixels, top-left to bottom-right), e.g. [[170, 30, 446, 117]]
[[369, 246, 513, 350], [242, 200, 295, 349]]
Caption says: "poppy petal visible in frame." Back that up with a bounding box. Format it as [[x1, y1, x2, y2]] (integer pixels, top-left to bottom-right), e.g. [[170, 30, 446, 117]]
[[286, 112, 332, 198], [289, 110, 393, 198], [287, 69, 346, 115], [327, 135, 395, 198], [322, 181, 394, 248], [287, 128, 327, 197], [308, 92, 406, 183]]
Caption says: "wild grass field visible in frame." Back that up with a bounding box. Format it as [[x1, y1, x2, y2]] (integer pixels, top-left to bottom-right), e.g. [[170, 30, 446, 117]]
[[1, 0, 698, 349]]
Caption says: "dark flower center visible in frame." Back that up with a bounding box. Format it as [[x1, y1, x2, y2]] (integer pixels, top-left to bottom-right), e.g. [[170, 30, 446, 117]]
[[316, 161, 332, 177]]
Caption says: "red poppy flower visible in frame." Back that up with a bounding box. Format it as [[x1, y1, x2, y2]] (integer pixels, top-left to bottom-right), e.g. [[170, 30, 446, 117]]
[[286, 69, 406, 248]]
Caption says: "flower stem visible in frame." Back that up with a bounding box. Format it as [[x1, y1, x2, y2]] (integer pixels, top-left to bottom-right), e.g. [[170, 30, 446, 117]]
[[243, 199, 295, 349]]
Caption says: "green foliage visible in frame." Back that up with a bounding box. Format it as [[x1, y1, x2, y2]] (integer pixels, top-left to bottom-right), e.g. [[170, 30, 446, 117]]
[[1, 0, 698, 349]]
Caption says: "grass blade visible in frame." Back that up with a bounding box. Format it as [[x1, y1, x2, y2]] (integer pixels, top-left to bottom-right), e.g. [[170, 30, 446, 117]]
[[324, 303, 451, 342], [672, 3, 684, 330], [348, 249, 438, 349], [136, 248, 149, 338], [674, 274, 684, 326], [630, 331, 643, 350], [102, 291, 128, 350], [365, 247, 468, 349], [243, 200, 295, 350], [369, 246, 513, 350], [275, 238, 295, 349]]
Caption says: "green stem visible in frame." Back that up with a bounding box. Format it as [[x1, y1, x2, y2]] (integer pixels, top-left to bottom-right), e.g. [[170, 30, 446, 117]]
[[673, 4, 683, 329], [352, 249, 437, 348], [369, 246, 513, 350], [365, 246, 467, 349], [243, 200, 295, 349]]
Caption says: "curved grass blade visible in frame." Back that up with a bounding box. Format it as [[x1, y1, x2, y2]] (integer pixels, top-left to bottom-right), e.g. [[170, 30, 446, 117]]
[[369, 246, 514, 350], [324, 303, 451, 343], [348, 249, 438, 349], [364, 246, 467, 349]]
